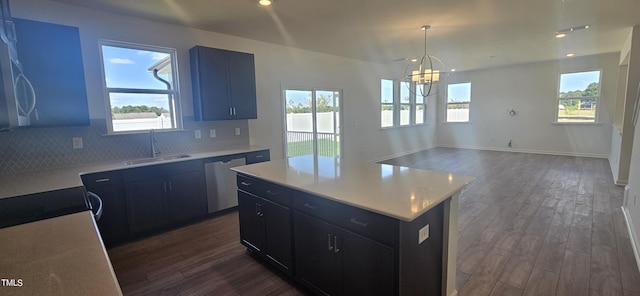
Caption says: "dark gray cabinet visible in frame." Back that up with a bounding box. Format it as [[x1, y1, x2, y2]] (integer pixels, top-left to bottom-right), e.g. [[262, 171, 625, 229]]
[[81, 171, 129, 247], [237, 174, 292, 275], [294, 212, 395, 296], [124, 160, 206, 235], [190, 46, 257, 121], [12, 18, 89, 127], [246, 149, 270, 164]]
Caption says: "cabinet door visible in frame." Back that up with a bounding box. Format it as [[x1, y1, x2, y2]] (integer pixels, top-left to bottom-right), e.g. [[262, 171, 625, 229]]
[[88, 184, 129, 246], [238, 191, 265, 252], [338, 229, 395, 296], [190, 46, 231, 121], [262, 198, 292, 273], [227, 50, 256, 119], [125, 178, 168, 234], [294, 212, 338, 296], [13, 18, 89, 126], [166, 170, 206, 224]]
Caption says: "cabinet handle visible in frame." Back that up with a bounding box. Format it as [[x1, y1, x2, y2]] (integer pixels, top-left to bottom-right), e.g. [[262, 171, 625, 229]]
[[255, 155, 264, 158], [169, 181, 173, 192], [241, 181, 251, 186], [303, 203, 317, 210], [229, 107, 233, 115], [233, 107, 237, 115], [350, 218, 368, 228], [327, 234, 333, 252], [266, 190, 277, 196], [255, 203, 260, 216], [334, 235, 340, 254], [164, 182, 167, 192], [95, 178, 110, 183]]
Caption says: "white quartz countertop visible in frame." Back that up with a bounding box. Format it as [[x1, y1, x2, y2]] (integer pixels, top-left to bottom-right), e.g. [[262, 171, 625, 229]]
[[0, 211, 122, 295], [232, 155, 475, 221], [0, 146, 267, 199]]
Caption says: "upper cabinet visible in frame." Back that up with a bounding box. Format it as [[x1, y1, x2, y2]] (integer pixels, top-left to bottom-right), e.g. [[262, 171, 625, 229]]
[[189, 46, 257, 121], [10, 18, 89, 127]]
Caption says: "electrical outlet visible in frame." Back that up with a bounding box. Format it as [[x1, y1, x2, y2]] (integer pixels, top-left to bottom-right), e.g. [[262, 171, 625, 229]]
[[72, 137, 83, 149], [418, 224, 429, 244], [195, 130, 201, 139], [235, 127, 241, 136], [210, 129, 216, 138]]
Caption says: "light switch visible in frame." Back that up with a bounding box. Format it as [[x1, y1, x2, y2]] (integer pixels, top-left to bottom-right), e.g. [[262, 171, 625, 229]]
[[235, 128, 240, 136], [210, 129, 216, 138], [72, 137, 83, 149], [195, 130, 201, 139], [418, 224, 429, 244]]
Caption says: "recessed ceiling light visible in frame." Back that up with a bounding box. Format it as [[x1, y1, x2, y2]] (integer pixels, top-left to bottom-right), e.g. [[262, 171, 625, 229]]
[[566, 53, 575, 57], [555, 33, 567, 38], [258, 0, 272, 6], [451, 69, 456, 72], [410, 58, 418, 62]]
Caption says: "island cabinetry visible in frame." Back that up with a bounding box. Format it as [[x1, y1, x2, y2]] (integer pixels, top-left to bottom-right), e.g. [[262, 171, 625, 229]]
[[293, 192, 396, 296], [123, 160, 206, 235], [237, 174, 293, 275], [294, 212, 395, 296], [189, 46, 257, 121], [245, 149, 270, 164], [81, 170, 129, 246]]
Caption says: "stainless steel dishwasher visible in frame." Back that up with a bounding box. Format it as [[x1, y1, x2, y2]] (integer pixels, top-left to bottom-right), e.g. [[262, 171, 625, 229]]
[[204, 156, 246, 213]]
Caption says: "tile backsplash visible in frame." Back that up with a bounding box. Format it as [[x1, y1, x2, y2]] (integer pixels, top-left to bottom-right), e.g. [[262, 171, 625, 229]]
[[0, 117, 250, 175]]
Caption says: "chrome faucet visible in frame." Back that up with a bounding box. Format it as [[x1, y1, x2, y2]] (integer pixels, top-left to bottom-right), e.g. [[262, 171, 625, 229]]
[[150, 129, 160, 158]]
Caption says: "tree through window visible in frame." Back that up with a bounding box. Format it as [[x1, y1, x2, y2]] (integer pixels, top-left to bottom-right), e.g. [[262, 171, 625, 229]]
[[557, 70, 600, 123]]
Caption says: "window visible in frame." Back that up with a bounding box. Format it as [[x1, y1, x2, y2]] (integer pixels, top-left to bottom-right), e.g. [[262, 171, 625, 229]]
[[557, 70, 600, 123], [446, 82, 471, 122], [381, 79, 394, 127], [100, 41, 181, 133], [380, 79, 427, 127], [284, 88, 341, 158]]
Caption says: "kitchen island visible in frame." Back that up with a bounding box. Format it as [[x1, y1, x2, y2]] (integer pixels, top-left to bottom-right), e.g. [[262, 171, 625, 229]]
[[232, 155, 474, 296]]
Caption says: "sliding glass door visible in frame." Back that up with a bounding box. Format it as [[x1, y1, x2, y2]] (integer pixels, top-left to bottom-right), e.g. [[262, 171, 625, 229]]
[[284, 88, 341, 158]]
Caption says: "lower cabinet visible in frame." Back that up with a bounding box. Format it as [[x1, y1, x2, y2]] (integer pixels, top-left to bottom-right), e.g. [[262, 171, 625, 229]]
[[124, 160, 207, 235], [294, 212, 394, 296], [238, 188, 292, 274], [81, 171, 129, 247]]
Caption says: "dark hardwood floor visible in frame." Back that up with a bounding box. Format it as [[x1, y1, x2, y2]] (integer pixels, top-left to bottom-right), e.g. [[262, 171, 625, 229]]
[[109, 148, 640, 296]]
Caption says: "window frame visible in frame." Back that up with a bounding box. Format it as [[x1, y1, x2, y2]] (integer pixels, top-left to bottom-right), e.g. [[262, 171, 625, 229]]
[[99, 40, 183, 134], [555, 69, 601, 124], [445, 82, 472, 123], [380, 79, 428, 128]]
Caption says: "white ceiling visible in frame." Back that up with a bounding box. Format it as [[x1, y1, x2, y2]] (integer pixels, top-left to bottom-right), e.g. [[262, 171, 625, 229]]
[[52, 0, 640, 71]]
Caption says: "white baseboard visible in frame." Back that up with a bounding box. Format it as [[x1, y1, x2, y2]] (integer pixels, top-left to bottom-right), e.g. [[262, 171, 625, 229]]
[[368, 145, 436, 163], [622, 206, 640, 274], [437, 145, 609, 159]]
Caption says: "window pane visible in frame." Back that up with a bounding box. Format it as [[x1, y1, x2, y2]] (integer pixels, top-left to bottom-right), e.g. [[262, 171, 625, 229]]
[[447, 83, 471, 122], [110, 93, 175, 132], [557, 71, 599, 123], [559, 71, 600, 98], [285, 90, 314, 156], [416, 105, 424, 124], [400, 104, 410, 125], [102, 45, 172, 90], [381, 104, 393, 127], [400, 82, 410, 103], [416, 84, 424, 104], [381, 79, 394, 104]]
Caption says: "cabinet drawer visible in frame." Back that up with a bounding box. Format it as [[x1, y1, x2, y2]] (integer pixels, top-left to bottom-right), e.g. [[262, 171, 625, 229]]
[[246, 150, 270, 164], [81, 170, 122, 187], [293, 193, 397, 246], [237, 175, 290, 207]]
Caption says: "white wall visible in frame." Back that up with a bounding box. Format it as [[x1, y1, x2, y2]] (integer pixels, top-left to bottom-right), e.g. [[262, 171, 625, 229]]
[[435, 53, 619, 157], [623, 25, 640, 269], [13, 0, 436, 163]]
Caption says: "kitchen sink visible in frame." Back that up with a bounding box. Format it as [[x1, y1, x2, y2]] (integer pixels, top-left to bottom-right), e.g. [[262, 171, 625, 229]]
[[122, 154, 191, 165]]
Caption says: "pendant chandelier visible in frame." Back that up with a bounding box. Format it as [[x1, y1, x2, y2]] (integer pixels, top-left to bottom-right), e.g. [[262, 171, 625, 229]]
[[403, 25, 445, 98]]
